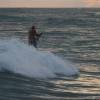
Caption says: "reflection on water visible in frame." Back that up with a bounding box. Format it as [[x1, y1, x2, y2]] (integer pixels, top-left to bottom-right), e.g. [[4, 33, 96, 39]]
[[0, 8, 100, 99]]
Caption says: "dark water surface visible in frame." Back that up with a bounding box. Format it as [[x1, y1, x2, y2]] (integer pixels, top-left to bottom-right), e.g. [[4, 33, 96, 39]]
[[0, 8, 100, 100]]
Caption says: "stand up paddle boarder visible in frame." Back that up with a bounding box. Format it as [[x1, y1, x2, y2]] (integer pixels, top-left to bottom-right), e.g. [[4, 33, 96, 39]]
[[28, 25, 42, 48]]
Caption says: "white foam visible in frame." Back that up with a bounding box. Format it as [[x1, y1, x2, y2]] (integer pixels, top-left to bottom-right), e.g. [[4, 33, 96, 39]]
[[0, 39, 79, 78]]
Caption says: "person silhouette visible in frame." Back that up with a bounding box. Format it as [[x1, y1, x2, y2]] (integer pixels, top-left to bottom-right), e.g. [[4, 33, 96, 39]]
[[28, 26, 42, 48]]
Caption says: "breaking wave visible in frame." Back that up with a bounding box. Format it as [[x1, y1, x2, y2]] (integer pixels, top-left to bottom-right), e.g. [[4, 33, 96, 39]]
[[0, 39, 79, 78]]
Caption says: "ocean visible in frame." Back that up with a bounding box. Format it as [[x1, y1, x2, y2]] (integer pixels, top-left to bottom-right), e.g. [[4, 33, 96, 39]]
[[0, 8, 100, 100]]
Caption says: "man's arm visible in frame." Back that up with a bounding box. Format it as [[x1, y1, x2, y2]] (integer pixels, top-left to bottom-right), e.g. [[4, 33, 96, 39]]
[[36, 33, 43, 37]]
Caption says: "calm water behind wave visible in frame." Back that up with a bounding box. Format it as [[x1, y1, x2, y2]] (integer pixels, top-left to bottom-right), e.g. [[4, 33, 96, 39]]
[[0, 8, 100, 100]]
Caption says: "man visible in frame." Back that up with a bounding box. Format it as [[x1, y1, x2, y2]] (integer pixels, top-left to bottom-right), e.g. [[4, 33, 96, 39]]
[[28, 26, 42, 48]]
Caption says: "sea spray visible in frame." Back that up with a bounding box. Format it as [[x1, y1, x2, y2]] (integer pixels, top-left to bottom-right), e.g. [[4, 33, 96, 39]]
[[0, 39, 79, 78]]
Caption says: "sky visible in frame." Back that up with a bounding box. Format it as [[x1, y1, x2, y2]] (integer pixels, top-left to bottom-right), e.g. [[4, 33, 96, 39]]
[[0, 0, 100, 8]]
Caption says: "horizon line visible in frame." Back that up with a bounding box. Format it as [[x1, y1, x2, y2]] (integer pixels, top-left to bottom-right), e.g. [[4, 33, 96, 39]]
[[0, 7, 100, 9]]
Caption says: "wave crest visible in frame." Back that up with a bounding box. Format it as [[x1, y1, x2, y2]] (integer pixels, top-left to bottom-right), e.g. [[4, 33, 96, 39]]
[[0, 39, 79, 78]]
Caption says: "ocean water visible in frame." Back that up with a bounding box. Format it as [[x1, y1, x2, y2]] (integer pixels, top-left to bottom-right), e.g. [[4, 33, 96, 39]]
[[0, 8, 100, 100]]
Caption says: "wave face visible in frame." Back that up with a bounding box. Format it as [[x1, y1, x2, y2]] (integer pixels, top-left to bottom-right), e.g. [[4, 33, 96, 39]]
[[0, 39, 78, 78]]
